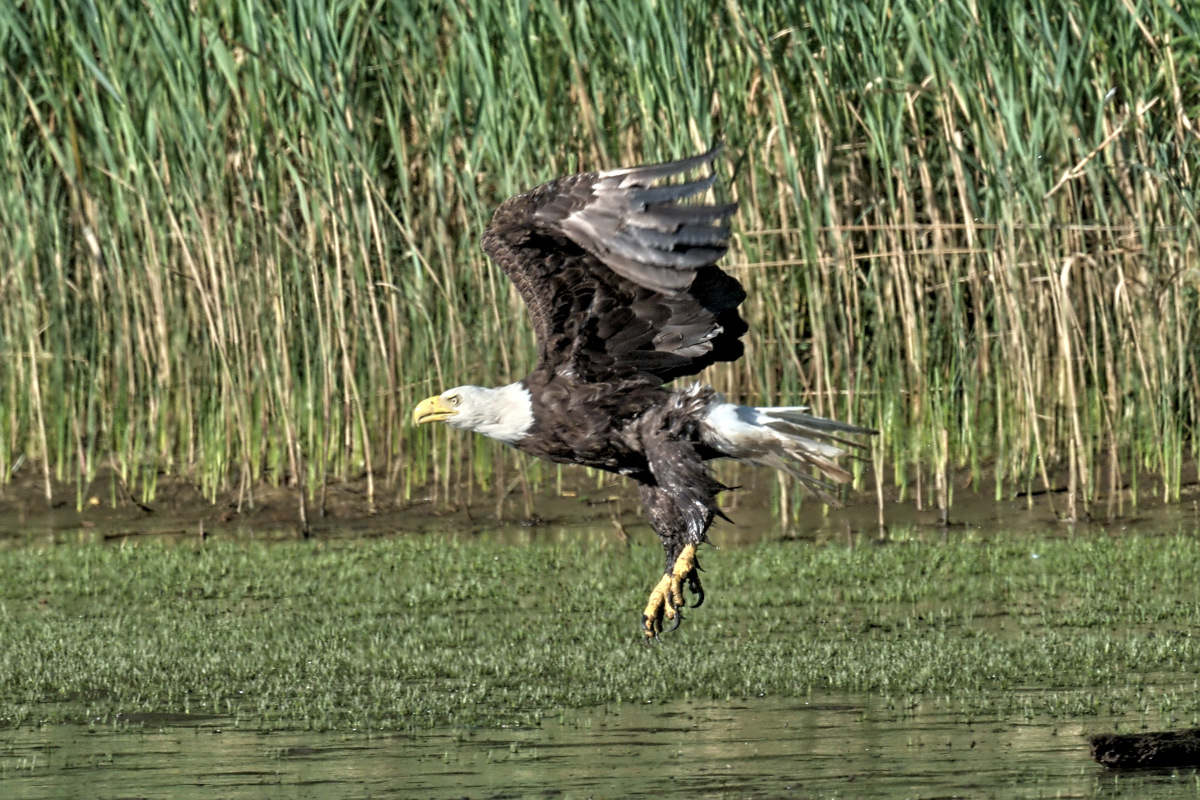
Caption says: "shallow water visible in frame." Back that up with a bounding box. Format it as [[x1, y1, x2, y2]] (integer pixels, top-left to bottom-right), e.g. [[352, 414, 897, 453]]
[[3, 695, 1198, 799]]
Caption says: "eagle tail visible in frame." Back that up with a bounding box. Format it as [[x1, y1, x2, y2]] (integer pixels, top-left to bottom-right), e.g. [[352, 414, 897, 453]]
[[701, 402, 876, 506]]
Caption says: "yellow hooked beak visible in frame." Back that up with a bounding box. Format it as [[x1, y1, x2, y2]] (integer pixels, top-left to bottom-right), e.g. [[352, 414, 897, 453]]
[[412, 395, 458, 426]]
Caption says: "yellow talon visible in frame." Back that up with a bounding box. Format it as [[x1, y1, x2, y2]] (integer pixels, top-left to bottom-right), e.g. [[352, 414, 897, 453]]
[[643, 574, 676, 621], [642, 543, 701, 638]]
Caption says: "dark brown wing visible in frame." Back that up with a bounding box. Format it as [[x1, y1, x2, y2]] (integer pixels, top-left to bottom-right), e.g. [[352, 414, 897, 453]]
[[481, 147, 746, 386]]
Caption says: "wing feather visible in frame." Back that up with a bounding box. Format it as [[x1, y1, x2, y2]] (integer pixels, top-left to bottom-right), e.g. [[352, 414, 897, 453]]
[[481, 146, 746, 385]]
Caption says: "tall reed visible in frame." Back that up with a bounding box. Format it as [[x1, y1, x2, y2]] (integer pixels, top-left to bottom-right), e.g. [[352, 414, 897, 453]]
[[1, 0, 1196, 517]]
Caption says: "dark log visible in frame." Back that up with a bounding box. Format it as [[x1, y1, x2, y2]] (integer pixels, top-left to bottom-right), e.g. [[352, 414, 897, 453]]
[[1089, 728, 1200, 769]]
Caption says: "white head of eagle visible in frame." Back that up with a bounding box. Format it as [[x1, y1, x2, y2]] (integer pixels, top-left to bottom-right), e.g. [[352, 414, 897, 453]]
[[412, 383, 534, 444]]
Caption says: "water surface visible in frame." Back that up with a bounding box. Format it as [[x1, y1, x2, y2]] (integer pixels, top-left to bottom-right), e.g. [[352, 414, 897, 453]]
[[3, 695, 1197, 799]]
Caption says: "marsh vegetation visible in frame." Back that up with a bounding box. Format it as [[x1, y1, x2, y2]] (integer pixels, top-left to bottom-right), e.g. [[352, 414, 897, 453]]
[[2, 0, 1197, 520], [3, 531, 1200, 730]]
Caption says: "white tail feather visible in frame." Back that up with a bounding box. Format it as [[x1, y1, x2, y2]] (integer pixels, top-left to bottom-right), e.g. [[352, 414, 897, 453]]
[[701, 401, 874, 504]]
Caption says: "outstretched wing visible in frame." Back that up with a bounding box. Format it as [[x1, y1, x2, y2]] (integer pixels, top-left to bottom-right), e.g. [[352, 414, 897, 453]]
[[481, 147, 746, 386]]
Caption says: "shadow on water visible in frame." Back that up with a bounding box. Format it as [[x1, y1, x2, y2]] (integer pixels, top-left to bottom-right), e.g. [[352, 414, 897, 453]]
[[2, 696, 1199, 799]]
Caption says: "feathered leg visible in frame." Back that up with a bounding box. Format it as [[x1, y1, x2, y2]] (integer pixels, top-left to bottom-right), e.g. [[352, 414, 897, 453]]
[[639, 483, 709, 640], [636, 401, 731, 640]]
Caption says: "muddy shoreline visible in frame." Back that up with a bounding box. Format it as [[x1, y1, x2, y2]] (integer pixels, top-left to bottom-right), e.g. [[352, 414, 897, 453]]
[[3, 460, 1198, 546]]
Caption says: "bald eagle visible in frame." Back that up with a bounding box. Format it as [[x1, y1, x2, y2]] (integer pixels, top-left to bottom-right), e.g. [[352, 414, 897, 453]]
[[414, 147, 874, 639]]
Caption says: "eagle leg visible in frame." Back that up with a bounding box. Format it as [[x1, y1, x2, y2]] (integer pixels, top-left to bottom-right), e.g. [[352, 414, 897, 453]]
[[642, 543, 702, 639]]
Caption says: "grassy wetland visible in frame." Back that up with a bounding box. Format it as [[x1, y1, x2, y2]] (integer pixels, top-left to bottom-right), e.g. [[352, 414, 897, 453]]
[[1, 0, 1197, 516], [2, 533, 1200, 732]]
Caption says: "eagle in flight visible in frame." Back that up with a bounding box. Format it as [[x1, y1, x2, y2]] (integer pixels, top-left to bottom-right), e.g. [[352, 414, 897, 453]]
[[413, 147, 873, 639]]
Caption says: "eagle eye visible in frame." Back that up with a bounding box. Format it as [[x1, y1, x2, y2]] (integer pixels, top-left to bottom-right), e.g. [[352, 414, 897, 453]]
[[447, 394, 461, 407]]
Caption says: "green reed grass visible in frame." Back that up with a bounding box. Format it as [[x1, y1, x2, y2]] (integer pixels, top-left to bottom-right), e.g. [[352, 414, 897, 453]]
[[1, 0, 1197, 515]]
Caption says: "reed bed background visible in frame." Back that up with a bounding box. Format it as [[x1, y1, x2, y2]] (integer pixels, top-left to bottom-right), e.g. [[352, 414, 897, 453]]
[[2, 0, 1197, 518]]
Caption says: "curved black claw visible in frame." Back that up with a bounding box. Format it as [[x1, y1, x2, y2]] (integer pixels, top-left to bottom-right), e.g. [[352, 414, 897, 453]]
[[688, 554, 705, 608], [641, 615, 657, 644], [688, 574, 705, 608], [663, 608, 684, 634]]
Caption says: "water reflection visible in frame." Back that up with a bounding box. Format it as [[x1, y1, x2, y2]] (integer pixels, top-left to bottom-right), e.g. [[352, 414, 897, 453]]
[[2, 695, 1196, 799]]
